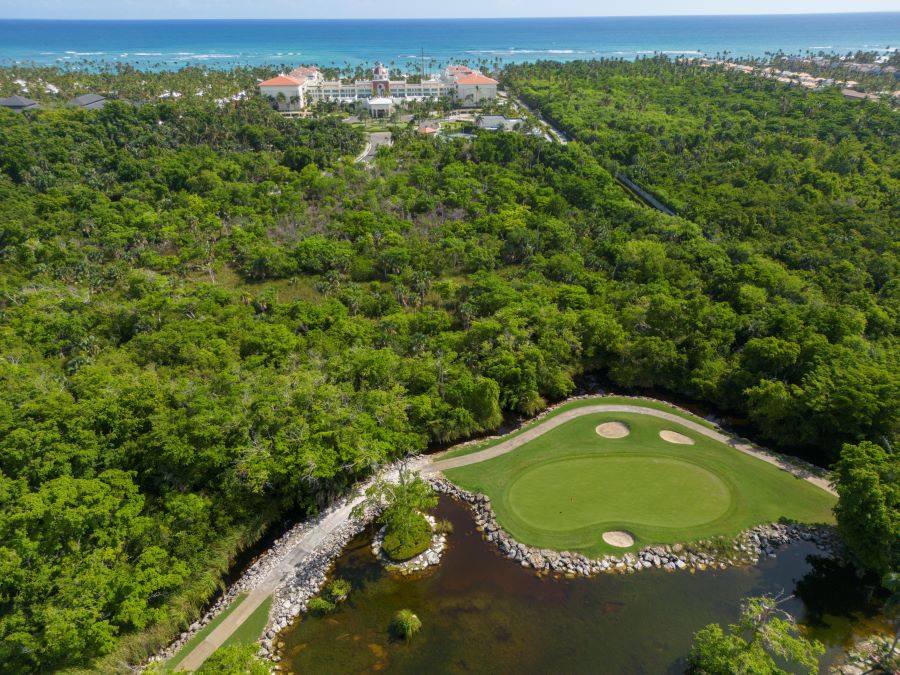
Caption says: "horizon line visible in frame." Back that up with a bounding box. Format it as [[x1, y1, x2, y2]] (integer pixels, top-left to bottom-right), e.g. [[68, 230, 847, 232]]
[[2, 11, 900, 22]]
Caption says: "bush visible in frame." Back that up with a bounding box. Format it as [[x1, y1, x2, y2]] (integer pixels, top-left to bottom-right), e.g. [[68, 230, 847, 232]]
[[390, 609, 422, 641], [382, 513, 432, 562], [307, 597, 336, 616], [435, 519, 454, 534], [326, 578, 351, 604]]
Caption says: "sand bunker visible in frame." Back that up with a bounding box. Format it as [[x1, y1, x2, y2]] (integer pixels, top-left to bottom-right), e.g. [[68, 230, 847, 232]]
[[596, 422, 630, 439], [602, 531, 635, 547], [659, 430, 695, 445]]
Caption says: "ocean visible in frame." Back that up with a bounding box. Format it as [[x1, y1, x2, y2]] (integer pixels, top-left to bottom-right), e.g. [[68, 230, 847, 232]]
[[0, 14, 898, 71]]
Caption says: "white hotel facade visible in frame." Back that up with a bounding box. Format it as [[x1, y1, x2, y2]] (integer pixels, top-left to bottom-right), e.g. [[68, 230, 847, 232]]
[[259, 63, 498, 114]]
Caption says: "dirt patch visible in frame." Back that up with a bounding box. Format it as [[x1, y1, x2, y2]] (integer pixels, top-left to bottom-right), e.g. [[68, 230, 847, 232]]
[[602, 531, 635, 547], [596, 422, 630, 439], [659, 430, 695, 445]]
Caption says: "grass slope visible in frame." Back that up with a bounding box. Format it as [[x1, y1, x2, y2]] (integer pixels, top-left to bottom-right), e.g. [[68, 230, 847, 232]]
[[220, 595, 273, 650], [437, 395, 716, 462], [163, 592, 247, 672], [444, 411, 835, 557]]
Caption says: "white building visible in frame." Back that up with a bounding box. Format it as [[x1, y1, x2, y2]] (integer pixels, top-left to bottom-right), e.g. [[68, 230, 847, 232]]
[[259, 63, 498, 114]]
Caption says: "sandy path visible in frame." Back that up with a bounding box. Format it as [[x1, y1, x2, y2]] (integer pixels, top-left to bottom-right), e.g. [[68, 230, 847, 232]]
[[173, 463, 421, 671], [174, 499, 366, 672], [174, 403, 833, 670], [426, 404, 835, 495]]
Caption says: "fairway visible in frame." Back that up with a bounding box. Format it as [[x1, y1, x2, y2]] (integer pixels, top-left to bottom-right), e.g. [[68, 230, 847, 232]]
[[443, 409, 836, 556]]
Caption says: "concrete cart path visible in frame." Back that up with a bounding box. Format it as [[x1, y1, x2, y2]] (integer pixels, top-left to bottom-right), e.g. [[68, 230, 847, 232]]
[[426, 404, 835, 496], [174, 403, 832, 670], [173, 463, 421, 671]]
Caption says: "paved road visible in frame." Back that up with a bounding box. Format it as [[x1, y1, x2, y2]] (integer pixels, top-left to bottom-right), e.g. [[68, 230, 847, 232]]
[[513, 96, 567, 144], [427, 404, 835, 495], [173, 464, 420, 671], [355, 131, 392, 164], [173, 403, 833, 670]]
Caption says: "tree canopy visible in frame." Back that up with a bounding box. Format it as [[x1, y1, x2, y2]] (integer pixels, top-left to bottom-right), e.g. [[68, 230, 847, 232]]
[[0, 60, 896, 670]]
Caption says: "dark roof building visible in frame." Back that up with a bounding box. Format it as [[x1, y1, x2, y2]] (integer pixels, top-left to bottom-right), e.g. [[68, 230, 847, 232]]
[[68, 93, 108, 109], [0, 95, 39, 112], [841, 88, 880, 101]]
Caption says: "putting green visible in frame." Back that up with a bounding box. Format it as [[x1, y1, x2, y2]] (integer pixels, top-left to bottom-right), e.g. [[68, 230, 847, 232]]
[[508, 455, 732, 531], [444, 408, 836, 556]]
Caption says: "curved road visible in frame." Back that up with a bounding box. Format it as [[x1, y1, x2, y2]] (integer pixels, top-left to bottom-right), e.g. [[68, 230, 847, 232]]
[[426, 404, 835, 495], [172, 402, 833, 670]]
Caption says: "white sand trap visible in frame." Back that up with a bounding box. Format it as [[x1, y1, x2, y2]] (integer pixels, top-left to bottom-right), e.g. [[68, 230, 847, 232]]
[[660, 430, 695, 445], [596, 422, 630, 439], [602, 531, 635, 547]]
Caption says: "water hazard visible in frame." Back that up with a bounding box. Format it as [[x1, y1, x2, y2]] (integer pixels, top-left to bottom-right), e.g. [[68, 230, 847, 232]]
[[279, 496, 887, 673]]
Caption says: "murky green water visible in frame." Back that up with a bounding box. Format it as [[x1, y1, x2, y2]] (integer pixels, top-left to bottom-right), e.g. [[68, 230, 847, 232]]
[[279, 497, 887, 674]]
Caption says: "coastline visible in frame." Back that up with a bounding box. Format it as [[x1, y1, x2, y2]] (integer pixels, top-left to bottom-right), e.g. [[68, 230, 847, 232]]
[[2, 14, 899, 70]]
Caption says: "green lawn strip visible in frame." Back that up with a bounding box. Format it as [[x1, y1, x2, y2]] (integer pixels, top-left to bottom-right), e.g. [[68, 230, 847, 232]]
[[437, 395, 717, 461], [444, 411, 835, 558], [220, 594, 273, 650], [163, 592, 248, 672]]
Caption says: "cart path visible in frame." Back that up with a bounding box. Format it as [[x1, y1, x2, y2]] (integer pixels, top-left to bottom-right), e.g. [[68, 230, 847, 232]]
[[173, 403, 832, 669], [426, 404, 835, 495], [173, 464, 419, 671]]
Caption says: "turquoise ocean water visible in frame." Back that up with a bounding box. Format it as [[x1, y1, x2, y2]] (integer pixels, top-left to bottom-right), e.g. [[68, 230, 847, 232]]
[[0, 15, 898, 70]]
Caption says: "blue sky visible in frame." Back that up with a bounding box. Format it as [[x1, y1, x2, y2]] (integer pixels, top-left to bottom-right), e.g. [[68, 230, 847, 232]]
[[1, 0, 898, 19]]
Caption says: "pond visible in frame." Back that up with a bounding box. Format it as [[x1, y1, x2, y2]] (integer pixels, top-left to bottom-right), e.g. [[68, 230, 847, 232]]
[[278, 496, 887, 674]]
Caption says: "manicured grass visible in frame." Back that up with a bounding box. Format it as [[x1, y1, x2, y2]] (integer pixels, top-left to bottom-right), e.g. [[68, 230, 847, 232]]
[[438, 395, 717, 461], [220, 595, 272, 650], [444, 411, 835, 557], [163, 592, 248, 672]]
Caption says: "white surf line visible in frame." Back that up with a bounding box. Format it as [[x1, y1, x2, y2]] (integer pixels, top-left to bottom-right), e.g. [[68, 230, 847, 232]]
[[426, 404, 835, 496]]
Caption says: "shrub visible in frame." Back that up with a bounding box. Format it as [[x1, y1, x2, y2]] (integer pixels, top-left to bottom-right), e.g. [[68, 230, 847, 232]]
[[307, 597, 336, 616], [390, 609, 422, 641], [326, 578, 351, 604], [435, 519, 454, 534], [382, 513, 432, 562]]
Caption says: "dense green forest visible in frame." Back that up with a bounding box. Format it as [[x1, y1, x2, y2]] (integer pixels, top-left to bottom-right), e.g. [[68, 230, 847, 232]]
[[0, 60, 896, 671], [506, 58, 898, 449]]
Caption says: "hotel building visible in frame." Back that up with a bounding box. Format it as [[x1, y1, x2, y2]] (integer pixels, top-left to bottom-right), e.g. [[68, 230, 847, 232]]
[[259, 63, 498, 114]]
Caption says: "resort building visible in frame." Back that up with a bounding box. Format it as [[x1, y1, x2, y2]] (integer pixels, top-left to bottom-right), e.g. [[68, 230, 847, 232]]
[[0, 95, 39, 112], [68, 94, 108, 110], [259, 63, 498, 114]]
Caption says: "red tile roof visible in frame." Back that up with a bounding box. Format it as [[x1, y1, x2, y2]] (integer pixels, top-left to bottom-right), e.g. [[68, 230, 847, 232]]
[[259, 75, 302, 86], [454, 74, 498, 85]]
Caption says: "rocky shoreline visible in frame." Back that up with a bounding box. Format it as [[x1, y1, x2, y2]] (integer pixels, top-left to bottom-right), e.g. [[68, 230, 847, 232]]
[[148, 394, 836, 670], [430, 477, 839, 576], [146, 461, 412, 669]]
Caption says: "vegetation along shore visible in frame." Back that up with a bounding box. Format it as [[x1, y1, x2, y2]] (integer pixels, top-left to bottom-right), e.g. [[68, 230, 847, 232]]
[[0, 49, 896, 674]]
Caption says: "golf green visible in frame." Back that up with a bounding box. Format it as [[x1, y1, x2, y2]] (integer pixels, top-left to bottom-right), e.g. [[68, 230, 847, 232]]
[[443, 409, 836, 556], [508, 455, 732, 531]]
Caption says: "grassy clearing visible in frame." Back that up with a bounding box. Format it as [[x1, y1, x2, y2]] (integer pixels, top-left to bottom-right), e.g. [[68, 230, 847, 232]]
[[444, 411, 835, 557], [162, 593, 248, 672], [220, 595, 273, 651], [437, 395, 717, 461]]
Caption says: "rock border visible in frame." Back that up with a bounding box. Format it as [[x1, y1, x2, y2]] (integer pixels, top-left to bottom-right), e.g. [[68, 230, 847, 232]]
[[371, 514, 447, 574], [430, 476, 838, 576], [147, 461, 412, 669]]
